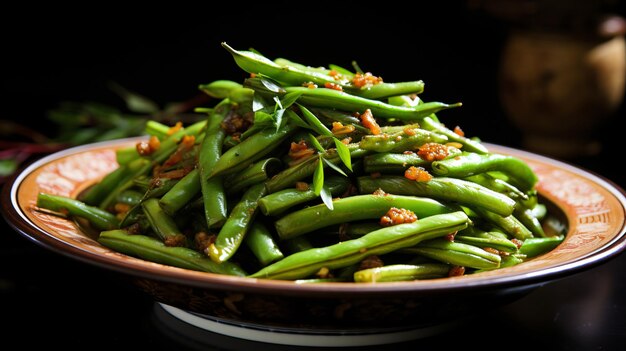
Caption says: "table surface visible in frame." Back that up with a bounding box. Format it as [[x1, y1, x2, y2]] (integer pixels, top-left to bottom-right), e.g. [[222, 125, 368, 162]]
[[2, 152, 625, 351]]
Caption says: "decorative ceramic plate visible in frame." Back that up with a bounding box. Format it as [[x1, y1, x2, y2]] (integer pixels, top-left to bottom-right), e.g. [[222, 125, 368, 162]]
[[3, 137, 626, 346]]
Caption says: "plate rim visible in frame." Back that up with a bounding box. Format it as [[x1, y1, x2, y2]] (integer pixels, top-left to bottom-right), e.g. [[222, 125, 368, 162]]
[[3, 137, 626, 297]]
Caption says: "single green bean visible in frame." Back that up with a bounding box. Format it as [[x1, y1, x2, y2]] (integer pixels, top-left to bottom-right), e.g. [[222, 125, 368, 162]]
[[353, 263, 450, 282], [36, 193, 119, 231], [144, 120, 171, 139], [79, 164, 131, 206], [209, 123, 298, 178], [359, 129, 448, 153], [98, 230, 246, 276], [208, 183, 266, 263], [363, 147, 462, 173], [141, 198, 187, 246], [116, 146, 140, 165], [473, 207, 533, 240], [454, 235, 519, 253], [464, 173, 528, 201], [518, 236, 564, 258], [258, 175, 349, 216], [199, 80, 243, 99], [244, 222, 284, 266], [275, 194, 454, 240], [115, 189, 143, 206], [357, 176, 516, 217], [250, 211, 469, 280], [403, 238, 501, 269], [158, 169, 201, 215], [431, 153, 538, 191], [514, 206, 546, 237], [199, 101, 230, 228], [284, 86, 461, 121]]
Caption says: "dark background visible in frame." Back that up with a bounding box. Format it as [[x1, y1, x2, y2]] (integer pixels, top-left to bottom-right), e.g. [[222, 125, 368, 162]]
[[2, 1, 626, 350]]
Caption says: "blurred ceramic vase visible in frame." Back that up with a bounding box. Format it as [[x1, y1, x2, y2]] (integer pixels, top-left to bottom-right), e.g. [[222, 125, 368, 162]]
[[498, 15, 626, 158]]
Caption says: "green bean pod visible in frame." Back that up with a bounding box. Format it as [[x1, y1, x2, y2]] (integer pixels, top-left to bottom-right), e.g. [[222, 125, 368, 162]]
[[353, 263, 450, 282], [209, 123, 297, 178], [403, 238, 501, 269], [284, 86, 461, 121], [37, 193, 119, 231], [518, 236, 564, 258], [79, 164, 132, 206], [258, 176, 350, 216], [363, 147, 462, 173], [244, 222, 284, 266], [251, 211, 469, 280], [420, 116, 488, 154], [208, 183, 266, 263], [275, 194, 454, 240], [359, 129, 448, 153], [159, 169, 201, 215], [431, 153, 538, 191], [141, 198, 188, 246], [454, 235, 519, 253], [199, 80, 243, 99], [98, 230, 247, 276], [116, 146, 140, 165], [473, 208, 533, 240], [224, 157, 283, 194], [115, 189, 143, 206], [357, 176, 516, 217]]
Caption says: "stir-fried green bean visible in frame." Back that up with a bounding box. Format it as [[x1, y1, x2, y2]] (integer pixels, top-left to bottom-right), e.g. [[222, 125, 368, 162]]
[[35, 42, 556, 283]]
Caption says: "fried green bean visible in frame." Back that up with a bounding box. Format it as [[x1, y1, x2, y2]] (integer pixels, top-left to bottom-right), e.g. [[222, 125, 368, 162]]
[[141, 198, 188, 246], [37, 193, 119, 231], [208, 183, 266, 263], [98, 230, 247, 276], [275, 194, 454, 240], [245, 222, 284, 266], [359, 129, 448, 153], [473, 207, 533, 240], [402, 238, 501, 269], [354, 263, 450, 282], [431, 153, 538, 191], [363, 147, 462, 173], [518, 236, 564, 257], [224, 157, 282, 194], [357, 176, 516, 217], [159, 169, 201, 215]]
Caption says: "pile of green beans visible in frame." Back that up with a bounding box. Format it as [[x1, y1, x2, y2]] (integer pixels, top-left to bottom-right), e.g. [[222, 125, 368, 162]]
[[36, 42, 564, 283]]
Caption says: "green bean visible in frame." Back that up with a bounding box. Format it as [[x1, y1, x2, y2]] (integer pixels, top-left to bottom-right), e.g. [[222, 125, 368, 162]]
[[116, 146, 140, 165], [209, 123, 297, 178], [403, 238, 501, 269], [144, 120, 171, 139], [150, 120, 207, 163], [116, 189, 143, 206], [363, 147, 462, 173], [353, 263, 450, 282], [473, 207, 533, 240], [275, 194, 454, 240], [208, 183, 266, 263], [464, 173, 528, 201], [250, 211, 469, 280], [310, 107, 370, 134], [420, 116, 488, 154], [476, 254, 525, 272], [357, 176, 516, 217], [454, 235, 519, 253], [198, 80, 243, 99], [359, 129, 448, 153], [258, 175, 349, 216], [198, 101, 230, 228], [158, 169, 201, 215], [431, 153, 538, 191], [284, 86, 461, 121], [141, 198, 187, 246], [265, 144, 369, 193], [98, 158, 152, 211], [142, 178, 179, 199], [518, 236, 564, 258], [244, 222, 284, 266], [37, 193, 119, 231], [514, 207, 546, 237], [98, 230, 247, 276]]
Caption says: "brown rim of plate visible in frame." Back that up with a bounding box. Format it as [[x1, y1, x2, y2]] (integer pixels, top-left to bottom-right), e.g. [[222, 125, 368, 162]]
[[2, 138, 626, 298]]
